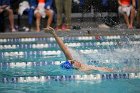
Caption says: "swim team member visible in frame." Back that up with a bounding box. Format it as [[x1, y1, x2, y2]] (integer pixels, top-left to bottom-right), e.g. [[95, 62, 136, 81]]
[[44, 27, 113, 72]]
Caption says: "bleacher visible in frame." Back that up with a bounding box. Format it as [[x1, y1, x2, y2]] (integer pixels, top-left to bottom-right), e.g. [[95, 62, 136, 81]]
[[0, 0, 138, 32]]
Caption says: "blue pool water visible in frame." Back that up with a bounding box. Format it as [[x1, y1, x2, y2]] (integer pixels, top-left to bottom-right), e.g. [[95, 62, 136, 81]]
[[0, 35, 140, 93], [0, 79, 140, 93]]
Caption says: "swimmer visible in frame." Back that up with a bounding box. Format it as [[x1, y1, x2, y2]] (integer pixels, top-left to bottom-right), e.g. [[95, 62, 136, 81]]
[[44, 27, 113, 72]]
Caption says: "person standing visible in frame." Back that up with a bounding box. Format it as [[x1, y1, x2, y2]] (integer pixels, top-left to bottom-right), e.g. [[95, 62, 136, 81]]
[[118, 0, 136, 29], [55, 0, 72, 31], [0, 0, 16, 32]]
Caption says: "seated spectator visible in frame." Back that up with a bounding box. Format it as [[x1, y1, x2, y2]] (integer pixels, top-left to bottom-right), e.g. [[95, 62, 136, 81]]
[[0, 0, 16, 32], [34, 0, 53, 32], [118, 0, 136, 29], [18, 0, 36, 31]]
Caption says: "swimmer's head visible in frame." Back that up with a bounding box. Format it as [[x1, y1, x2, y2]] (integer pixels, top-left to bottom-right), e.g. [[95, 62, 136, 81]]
[[70, 60, 81, 69], [60, 61, 73, 69]]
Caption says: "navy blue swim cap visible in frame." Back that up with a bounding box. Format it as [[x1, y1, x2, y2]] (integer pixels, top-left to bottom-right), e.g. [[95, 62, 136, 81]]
[[60, 61, 73, 69]]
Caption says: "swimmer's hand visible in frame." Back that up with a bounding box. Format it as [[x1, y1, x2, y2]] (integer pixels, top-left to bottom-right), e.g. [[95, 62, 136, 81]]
[[44, 27, 55, 34], [79, 64, 113, 72]]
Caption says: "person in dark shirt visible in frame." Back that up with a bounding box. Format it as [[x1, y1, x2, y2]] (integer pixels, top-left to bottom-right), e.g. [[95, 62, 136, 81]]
[[0, 0, 16, 32]]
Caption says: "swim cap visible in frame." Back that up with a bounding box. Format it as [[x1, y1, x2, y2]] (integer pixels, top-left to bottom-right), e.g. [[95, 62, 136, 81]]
[[60, 61, 73, 69]]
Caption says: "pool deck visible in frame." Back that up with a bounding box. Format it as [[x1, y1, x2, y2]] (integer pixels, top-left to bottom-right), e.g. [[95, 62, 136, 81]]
[[0, 28, 140, 39]]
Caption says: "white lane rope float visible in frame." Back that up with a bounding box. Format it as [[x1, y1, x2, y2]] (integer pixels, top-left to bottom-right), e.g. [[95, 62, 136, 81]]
[[1, 73, 140, 83]]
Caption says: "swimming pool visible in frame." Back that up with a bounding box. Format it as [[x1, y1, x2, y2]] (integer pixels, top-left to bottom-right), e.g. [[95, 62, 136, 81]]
[[0, 34, 140, 93]]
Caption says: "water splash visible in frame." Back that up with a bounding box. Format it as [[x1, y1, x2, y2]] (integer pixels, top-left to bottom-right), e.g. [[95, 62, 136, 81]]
[[68, 45, 140, 73], [69, 48, 88, 64]]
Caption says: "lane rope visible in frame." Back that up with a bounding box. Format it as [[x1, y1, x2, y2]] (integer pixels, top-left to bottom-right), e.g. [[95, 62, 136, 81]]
[[1, 73, 140, 83]]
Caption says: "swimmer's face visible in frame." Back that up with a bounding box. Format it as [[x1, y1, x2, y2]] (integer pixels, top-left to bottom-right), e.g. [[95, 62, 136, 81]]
[[71, 61, 81, 69]]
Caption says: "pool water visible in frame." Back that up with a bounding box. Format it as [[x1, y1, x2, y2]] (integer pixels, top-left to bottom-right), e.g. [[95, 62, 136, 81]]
[[0, 79, 140, 93], [0, 35, 140, 93]]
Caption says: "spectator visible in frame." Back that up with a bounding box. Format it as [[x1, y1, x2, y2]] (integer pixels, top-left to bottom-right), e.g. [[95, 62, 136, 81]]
[[34, 0, 53, 32], [98, 0, 111, 29], [55, 0, 72, 31], [137, 0, 140, 28], [0, 0, 16, 32], [18, 0, 36, 31], [0, 12, 5, 32], [118, 0, 136, 29]]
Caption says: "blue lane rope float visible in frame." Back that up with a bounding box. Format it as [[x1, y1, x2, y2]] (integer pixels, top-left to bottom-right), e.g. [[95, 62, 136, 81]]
[[0, 59, 139, 70], [1, 44, 140, 58], [0, 40, 140, 51], [0, 61, 83, 68], [0, 35, 140, 50], [0, 61, 69, 68], [0, 35, 140, 43], [0, 73, 140, 83]]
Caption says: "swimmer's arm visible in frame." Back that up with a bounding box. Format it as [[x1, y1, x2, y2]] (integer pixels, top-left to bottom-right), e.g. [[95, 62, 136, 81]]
[[79, 64, 113, 72], [51, 30, 73, 60]]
